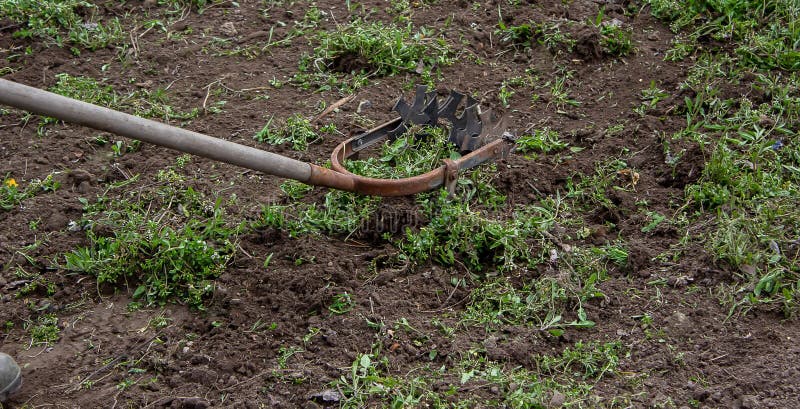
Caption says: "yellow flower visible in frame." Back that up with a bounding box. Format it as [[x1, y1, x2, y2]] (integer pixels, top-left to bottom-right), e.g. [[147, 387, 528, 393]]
[[4, 178, 17, 188]]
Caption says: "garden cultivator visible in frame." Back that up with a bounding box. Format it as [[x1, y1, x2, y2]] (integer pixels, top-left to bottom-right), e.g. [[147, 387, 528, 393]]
[[0, 79, 514, 196]]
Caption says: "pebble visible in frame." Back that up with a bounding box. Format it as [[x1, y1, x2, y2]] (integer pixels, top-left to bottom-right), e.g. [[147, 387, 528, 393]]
[[221, 22, 237, 36], [549, 390, 566, 407], [178, 397, 209, 409], [77, 180, 91, 193], [740, 395, 759, 409], [309, 389, 341, 404]]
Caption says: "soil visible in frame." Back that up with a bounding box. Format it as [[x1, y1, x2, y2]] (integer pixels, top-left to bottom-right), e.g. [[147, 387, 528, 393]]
[[1, 1, 798, 408]]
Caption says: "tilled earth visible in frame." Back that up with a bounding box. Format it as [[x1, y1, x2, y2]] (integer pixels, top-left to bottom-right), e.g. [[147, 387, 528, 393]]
[[1, 1, 799, 408]]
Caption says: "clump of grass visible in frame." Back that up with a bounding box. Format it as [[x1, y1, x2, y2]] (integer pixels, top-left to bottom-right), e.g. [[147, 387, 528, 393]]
[[256, 190, 381, 238], [64, 174, 239, 309], [25, 313, 60, 347], [537, 340, 624, 380], [1, 173, 61, 211], [0, 0, 123, 52], [158, 0, 217, 11], [296, 20, 453, 90], [591, 8, 635, 57], [399, 191, 538, 272], [514, 128, 569, 157], [461, 243, 618, 332], [677, 73, 800, 316], [344, 126, 459, 179], [253, 114, 323, 151], [598, 22, 633, 56], [328, 292, 355, 315], [332, 340, 625, 407], [644, 0, 800, 70]]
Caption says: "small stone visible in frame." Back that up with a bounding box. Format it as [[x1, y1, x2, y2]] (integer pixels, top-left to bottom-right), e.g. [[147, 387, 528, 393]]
[[77, 180, 91, 193], [189, 355, 210, 365], [482, 336, 498, 349], [741, 395, 758, 409], [221, 22, 237, 36], [549, 390, 566, 407], [179, 397, 209, 409], [692, 388, 710, 402], [310, 389, 341, 404]]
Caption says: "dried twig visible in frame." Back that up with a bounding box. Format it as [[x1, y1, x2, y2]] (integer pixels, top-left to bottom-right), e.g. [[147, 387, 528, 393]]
[[313, 95, 355, 123]]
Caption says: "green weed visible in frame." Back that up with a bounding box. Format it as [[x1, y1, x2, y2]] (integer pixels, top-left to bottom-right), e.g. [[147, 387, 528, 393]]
[[635, 80, 670, 116], [158, 0, 218, 11], [332, 352, 443, 408], [253, 114, 322, 151], [279, 180, 314, 200], [515, 128, 569, 157], [462, 243, 616, 333], [399, 191, 542, 272], [277, 346, 303, 369], [537, 340, 623, 380], [256, 190, 381, 238], [296, 20, 453, 90], [0, 0, 124, 52], [329, 330, 625, 406], [328, 292, 355, 314], [1, 173, 60, 211], [25, 313, 60, 347], [64, 175, 239, 309], [593, 9, 634, 56], [345, 127, 459, 179], [546, 70, 581, 109], [644, 0, 800, 70], [673, 66, 800, 316]]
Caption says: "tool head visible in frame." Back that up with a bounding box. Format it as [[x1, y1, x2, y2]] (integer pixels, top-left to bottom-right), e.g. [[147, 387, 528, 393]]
[[325, 85, 515, 196]]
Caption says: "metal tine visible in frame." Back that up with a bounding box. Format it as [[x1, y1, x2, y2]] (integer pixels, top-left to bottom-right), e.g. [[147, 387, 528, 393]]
[[459, 105, 483, 151], [444, 95, 472, 139], [420, 91, 439, 125], [393, 98, 411, 120], [387, 121, 408, 141], [392, 85, 428, 122], [438, 90, 464, 120], [412, 84, 428, 107], [395, 85, 438, 126]]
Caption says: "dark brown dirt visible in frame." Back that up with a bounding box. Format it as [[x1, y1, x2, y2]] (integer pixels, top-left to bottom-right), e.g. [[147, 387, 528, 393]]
[[1, 1, 798, 408]]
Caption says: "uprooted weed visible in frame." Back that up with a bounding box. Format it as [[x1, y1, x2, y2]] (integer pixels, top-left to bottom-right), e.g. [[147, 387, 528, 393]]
[[294, 19, 454, 90], [64, 170, 241, 309]]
